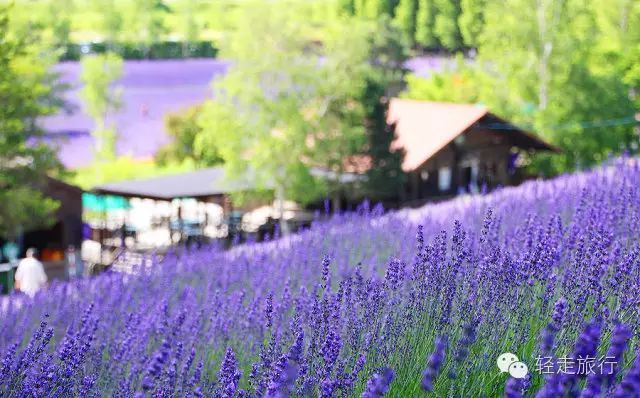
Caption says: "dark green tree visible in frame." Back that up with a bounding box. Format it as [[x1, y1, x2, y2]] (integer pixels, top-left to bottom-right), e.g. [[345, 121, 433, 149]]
[[394, 0, 418, 47], [415, 0, 437, 48], [176, 0, 201, 57], [458, 0, 485, 47], [337, 0, 356, 15], [434, 0, 462, 49], [129, 0, 171, 57], [625, 45, 640, 112], [197, 5, 408, 214], [96, 0, 123, 48], [364, 0, 394, 18], [0, 6, 62, 240], [41, 0, 72, 51], [361, 19, 407, 201]]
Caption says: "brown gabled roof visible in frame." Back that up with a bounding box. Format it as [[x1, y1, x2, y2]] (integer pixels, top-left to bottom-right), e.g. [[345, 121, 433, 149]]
[[387, 98, 558, 172]]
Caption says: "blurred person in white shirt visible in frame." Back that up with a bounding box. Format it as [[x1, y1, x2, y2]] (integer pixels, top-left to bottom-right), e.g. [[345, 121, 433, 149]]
[[15, 248, 48, 297]]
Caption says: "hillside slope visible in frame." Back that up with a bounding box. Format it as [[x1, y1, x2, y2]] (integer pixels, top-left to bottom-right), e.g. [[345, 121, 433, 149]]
[[1, 159, 639, 397]]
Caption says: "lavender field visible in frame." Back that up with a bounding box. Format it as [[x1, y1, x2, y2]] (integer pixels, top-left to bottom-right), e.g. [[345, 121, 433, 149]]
[[41, 59, 230, 169], [2, 159, 640, 397], [41, 57, 447, 169]]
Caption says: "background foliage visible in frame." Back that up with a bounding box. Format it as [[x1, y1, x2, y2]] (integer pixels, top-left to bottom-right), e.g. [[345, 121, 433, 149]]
[[403, 0, 640, 175], [195, 2, 406, 206], [0, 5, 61, 239], [80, 52, 123, 163], [2, 0, 639, 230]]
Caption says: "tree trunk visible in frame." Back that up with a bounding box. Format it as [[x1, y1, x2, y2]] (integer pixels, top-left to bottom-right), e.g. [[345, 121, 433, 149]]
[[182, 40, 190, 58], [275, 183, 290, 235]]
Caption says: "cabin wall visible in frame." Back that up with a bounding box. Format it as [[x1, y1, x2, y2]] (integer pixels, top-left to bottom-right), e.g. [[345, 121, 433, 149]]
[[404, 128, 516, 202], [22, 179, 83, 258]]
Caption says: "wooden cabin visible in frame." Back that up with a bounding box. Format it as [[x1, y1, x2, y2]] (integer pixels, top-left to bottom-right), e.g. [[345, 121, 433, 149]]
[[387, 99, 559, 204]]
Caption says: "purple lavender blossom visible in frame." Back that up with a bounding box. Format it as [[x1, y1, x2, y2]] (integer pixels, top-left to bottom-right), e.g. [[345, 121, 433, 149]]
[[448, 320, 477, 380], [321, 256, 332, 291], [611, 351, 640, 398], [142, 339, 170, 391], [560, 319, 602, 395], [361, 368, 394, 398], [580, 323, 631, 397], [504, 377, 524, 398], [218, 347, 242, 398], [540, 297, 568, 356], [265, 293, 274, 329], [422, 336, 447, 392], [321, 329, 342, 378], [384, 258, 404, 290], [265, 360, 299, 398], [320, 378, 338, 398], [551, 298, 568, 327]]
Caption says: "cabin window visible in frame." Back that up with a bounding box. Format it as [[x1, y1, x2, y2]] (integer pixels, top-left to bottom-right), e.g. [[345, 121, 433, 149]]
[[438, 167, 451, 192]]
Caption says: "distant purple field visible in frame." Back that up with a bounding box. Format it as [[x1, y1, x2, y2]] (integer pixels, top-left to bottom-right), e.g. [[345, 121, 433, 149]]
[[41, 57, 445, 169]]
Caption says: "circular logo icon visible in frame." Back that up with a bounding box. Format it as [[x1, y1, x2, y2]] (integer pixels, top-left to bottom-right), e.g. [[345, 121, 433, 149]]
[[497, 352, 519, 373], [508, 361, 529, 379]]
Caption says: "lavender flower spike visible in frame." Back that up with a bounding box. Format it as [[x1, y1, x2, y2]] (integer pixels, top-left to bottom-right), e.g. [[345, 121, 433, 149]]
[[218, 347, 242, 398], [361, 368, 394, 398], [504, 377, 524, 398], [581, 323, 632, 398], [422, 336, 448, 392], [611, 350, 640, 398]]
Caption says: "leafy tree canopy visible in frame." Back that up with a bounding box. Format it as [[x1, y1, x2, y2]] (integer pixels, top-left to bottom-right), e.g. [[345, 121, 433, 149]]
[[0, 5, 63, 240], [196, 1, 405, 206], [80, 52, 123, 162], [156, 105, 223, 167]]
